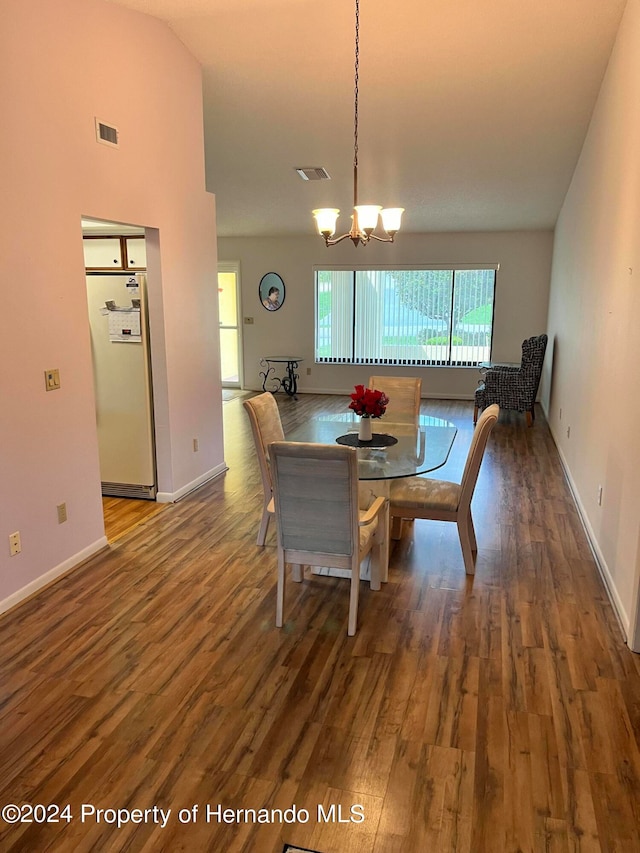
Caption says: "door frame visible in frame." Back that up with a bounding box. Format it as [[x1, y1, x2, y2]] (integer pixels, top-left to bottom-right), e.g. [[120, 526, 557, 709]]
[[218, 260, 243, 388]]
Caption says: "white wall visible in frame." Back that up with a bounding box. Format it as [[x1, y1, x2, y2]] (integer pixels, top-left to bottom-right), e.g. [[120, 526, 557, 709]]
[[0, 0, 223, 611], [542, 0, 640, 649], [219, 230, 553, 397]]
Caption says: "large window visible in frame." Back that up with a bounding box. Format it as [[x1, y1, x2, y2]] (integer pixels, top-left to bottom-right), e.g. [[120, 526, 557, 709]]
[[315, 266, 497, 366]]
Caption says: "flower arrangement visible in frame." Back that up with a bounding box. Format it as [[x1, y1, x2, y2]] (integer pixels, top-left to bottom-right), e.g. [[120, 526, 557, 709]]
[[348, 384, 389, 419]]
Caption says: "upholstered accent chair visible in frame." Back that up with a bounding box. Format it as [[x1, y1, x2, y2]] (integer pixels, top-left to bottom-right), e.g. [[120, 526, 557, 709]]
[[388, 404, 499, 575], [368, 375, 421, 422], [270, 441, 389, 636], [243, 392, 284, 545], [474, 334, 547, 427]]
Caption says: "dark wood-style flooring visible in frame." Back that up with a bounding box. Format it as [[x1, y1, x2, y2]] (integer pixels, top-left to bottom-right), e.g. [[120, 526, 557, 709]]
[[1, 395, 639, 852]]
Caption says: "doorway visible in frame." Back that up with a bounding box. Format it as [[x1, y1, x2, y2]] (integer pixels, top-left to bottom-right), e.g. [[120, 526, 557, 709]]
[[218, 261, 242, 388], [82, 216, 159, 542]]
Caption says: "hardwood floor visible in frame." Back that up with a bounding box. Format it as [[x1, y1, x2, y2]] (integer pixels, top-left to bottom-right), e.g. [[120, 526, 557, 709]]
[[1, 394, 639, 852], [102, 496, 166, 543]]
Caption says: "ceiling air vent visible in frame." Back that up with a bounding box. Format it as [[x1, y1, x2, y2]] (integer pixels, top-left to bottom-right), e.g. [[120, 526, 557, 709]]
[[95, 118, 119, 148], [295, 167, 331, 181]]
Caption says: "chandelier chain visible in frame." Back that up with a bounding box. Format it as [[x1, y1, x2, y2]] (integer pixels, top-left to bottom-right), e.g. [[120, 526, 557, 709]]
[[353, 0, 359, 175], [311, 0, 403, 246]]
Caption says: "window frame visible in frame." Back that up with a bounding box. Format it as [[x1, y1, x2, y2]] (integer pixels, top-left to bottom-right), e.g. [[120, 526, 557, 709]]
[[314, 263, 499, 367]]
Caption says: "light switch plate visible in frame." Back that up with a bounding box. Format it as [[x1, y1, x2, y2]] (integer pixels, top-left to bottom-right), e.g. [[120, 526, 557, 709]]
[[45, 369, 61, 391]]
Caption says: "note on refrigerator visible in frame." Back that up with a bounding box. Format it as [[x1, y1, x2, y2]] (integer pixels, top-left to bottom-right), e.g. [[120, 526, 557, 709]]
[[108, 308, 141, 342]]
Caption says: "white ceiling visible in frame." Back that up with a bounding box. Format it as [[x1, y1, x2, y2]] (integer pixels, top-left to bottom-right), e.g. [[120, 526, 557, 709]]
[[108, 0, 627, 237]]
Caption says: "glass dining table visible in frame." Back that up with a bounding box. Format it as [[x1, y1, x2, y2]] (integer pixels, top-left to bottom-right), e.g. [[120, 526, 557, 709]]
[[285, 413, 458, 583], [286, 412, 458, 480]]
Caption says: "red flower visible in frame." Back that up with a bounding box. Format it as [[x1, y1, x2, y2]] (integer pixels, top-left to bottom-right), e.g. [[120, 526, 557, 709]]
[[348, 384, 389, 418]]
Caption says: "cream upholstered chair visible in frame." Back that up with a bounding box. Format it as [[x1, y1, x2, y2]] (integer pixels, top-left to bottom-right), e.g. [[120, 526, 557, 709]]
[[243, 392, 284, 545], [368, 375, 421, 422], [270, 441, 389, 636], [388, 404, 499, 574]]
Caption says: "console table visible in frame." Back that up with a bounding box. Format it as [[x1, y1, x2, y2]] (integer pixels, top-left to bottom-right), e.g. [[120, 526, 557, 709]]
[[260, 356, 303, 399]]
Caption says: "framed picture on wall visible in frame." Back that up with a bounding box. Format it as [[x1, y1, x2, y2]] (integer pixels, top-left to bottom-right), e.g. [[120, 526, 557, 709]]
[[259, 272, 285, 311]]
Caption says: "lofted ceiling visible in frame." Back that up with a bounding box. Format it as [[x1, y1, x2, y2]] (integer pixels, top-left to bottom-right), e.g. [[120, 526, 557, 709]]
[[108, 0, 626, 237]]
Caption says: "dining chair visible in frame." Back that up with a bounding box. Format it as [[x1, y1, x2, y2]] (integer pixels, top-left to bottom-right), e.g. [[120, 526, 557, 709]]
[[242, 392, 284, 545], [368, 375, 421, 422], [388, 404, 499, 574], [270, 441, 389, 636]]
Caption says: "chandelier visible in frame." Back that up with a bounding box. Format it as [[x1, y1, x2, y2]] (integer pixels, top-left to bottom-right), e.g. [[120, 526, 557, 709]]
[[312, 0, 404, 247]]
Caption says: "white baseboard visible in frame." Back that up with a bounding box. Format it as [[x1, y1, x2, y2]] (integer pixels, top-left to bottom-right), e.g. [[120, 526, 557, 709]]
[[157, 463, 228, 503], [0, 537, 109, 617], [546, 418, 630, 643]]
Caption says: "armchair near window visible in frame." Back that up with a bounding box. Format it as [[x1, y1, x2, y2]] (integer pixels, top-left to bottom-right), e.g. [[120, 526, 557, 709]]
[[474, 334, 547, 427]]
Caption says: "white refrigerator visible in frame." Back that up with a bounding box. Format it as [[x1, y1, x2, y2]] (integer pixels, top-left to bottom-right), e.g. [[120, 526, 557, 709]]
[[86, 272, 156, 499]]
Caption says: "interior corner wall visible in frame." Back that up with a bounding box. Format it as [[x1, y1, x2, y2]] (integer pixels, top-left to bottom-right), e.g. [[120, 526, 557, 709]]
[[542, 0, 640, 648], [218, 230, 552, 398], [0, 0, 222, 611]]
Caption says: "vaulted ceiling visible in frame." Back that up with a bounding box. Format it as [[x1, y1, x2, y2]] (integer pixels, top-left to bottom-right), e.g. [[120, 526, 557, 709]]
[[109, 0, 627, 236]]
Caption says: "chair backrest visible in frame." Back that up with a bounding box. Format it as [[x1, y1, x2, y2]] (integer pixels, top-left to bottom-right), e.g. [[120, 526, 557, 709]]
[[270, 441, 359, 557], [519, 334, 548, 374], [243, 393, 285, 498], [519, 334, 548, 405], [368, 375, 421, 422], [459, 404, 499, 510]]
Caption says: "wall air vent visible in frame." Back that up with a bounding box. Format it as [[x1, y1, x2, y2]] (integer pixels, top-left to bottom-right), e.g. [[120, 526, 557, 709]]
[[101, 482, 156, 500], [295, 167, 331, 181], [95, 118, 119, 148]]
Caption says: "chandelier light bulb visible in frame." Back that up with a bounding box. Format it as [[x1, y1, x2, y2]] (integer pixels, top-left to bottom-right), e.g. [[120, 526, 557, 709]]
[[312, 208, 340, 237], [354, 205, 382, 233], [380, 207, 404, 234]]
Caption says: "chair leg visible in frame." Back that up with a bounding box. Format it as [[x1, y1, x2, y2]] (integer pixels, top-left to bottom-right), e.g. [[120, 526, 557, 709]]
[[368, 547, 381, 592], [374, 499, 389, 585], [457, 515, 476, 575], [525, 409, 533, 427], [368, 508, 385, 591], [348, 559, 360, 636], [473, 405, 479, 424], [292, 564, 303, 582], [257, 506, 271, 546], [276, 549, 286, 627], [467, 509, 477, 553], [391, 515, 403, 540]]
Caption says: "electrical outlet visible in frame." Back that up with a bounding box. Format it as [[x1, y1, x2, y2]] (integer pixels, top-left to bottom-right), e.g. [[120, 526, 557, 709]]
[[566, 426, 571, 439], [306, 367, 311, 375], [193, 438, 199, 452], [57, 502, 67, 524], [9, 531, 21, 556], [597, 485, 603, 506]]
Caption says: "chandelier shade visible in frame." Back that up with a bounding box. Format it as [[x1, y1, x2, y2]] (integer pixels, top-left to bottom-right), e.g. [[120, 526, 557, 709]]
[[312, 208, 340, 238], [312, 0, 403, 247]]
